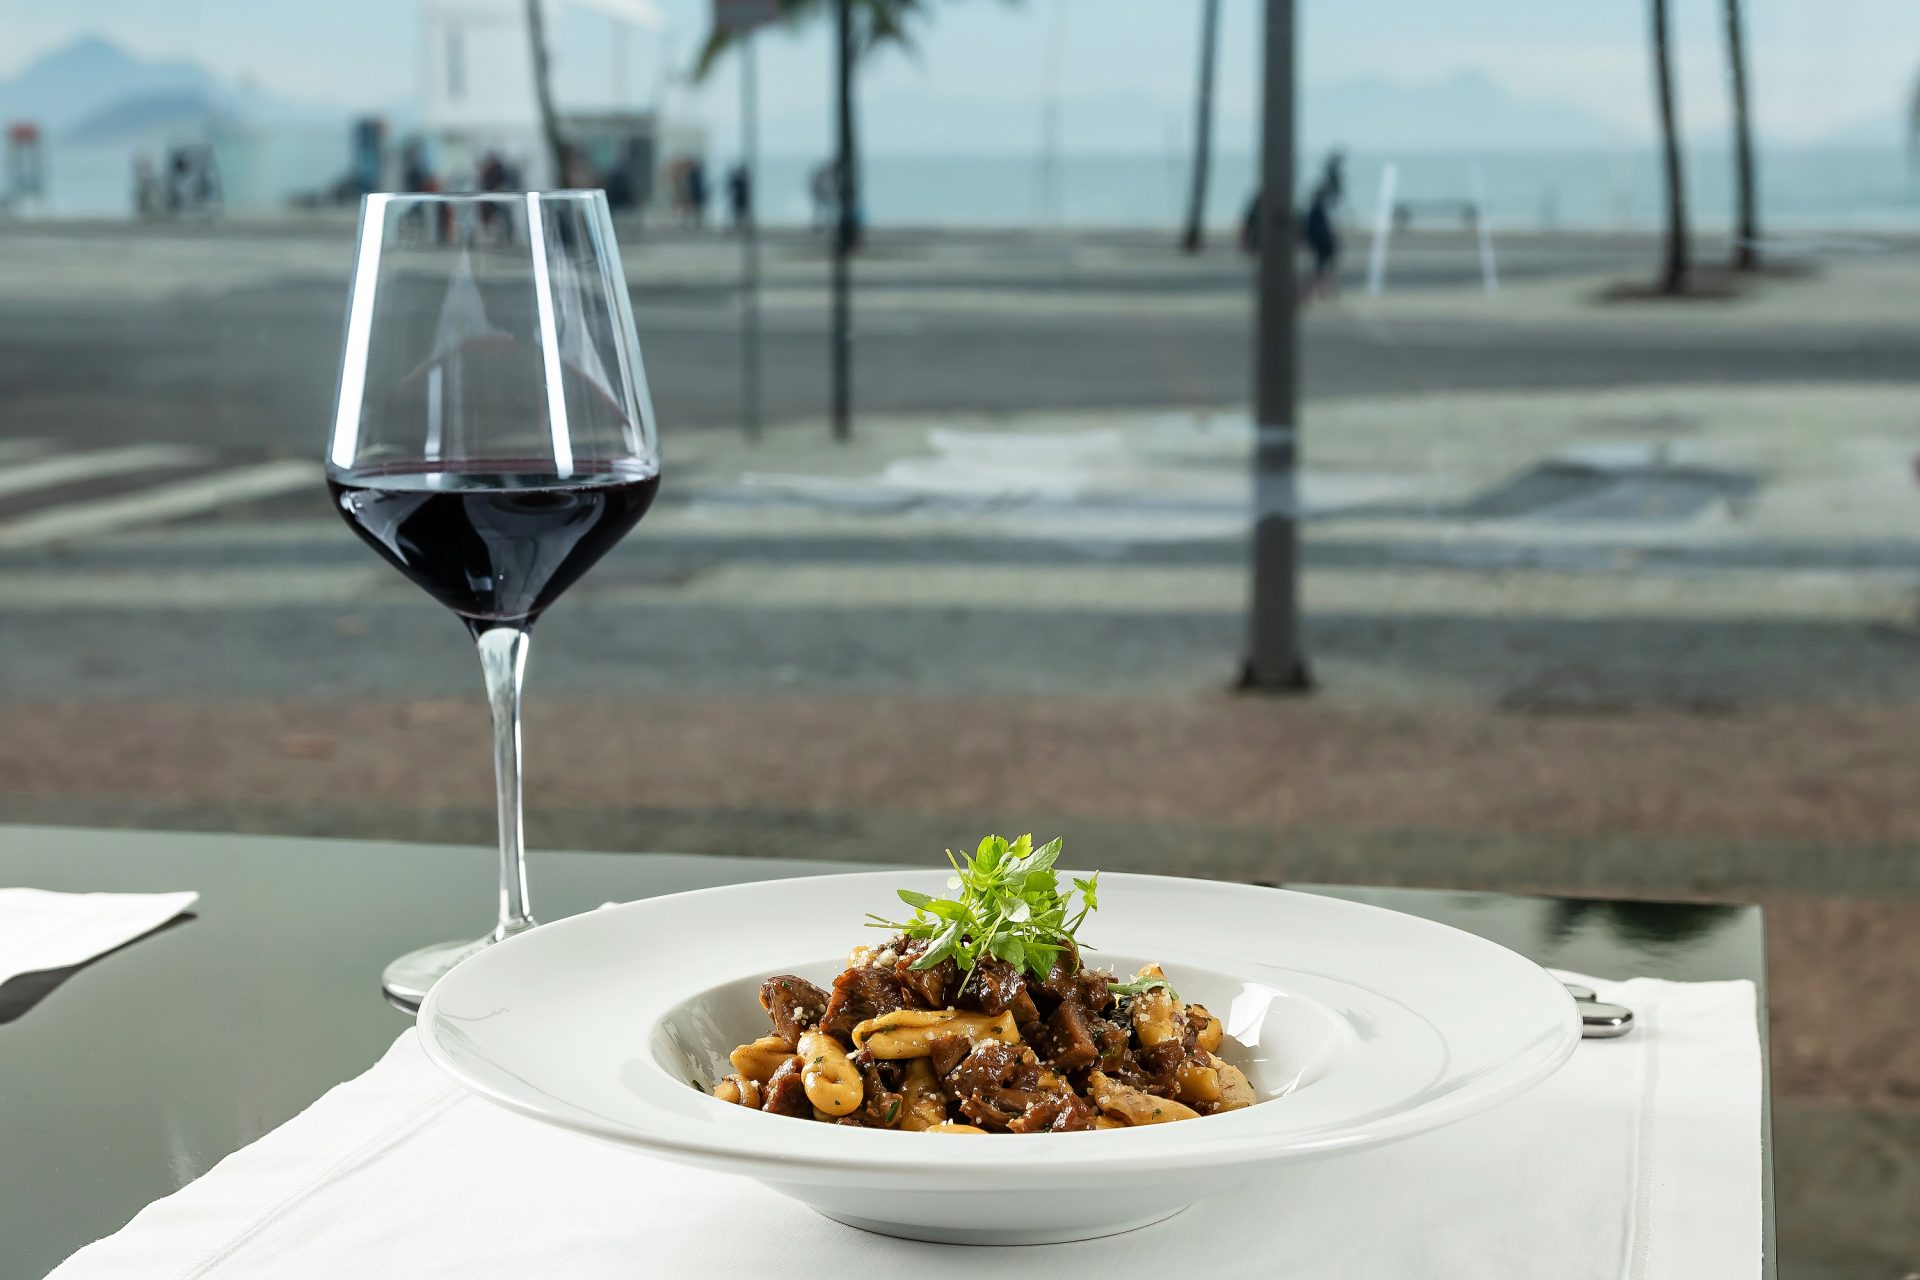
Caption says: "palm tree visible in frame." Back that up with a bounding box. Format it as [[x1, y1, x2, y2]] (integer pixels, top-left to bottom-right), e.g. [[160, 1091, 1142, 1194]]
[[1180, 0, 1221, 254], [1650, 0, 1689, 294], [525, 0, 569, 186], [696, 1, 1009, 443], [696, 0, 955, 231], [1723, 0, 1759, 270]]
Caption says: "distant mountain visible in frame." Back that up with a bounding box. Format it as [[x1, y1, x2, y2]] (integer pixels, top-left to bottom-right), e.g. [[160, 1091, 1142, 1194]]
[[0, 36, 208, 134], [0, 34, 343, 141], [65, 88, 240, 144]]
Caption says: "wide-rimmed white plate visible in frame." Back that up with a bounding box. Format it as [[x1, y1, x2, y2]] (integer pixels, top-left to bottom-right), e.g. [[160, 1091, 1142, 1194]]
[[419, 870, 1579, 1244]]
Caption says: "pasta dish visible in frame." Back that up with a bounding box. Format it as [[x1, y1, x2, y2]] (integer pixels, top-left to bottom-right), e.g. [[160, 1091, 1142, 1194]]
[[708, 835, 1257, 1132]]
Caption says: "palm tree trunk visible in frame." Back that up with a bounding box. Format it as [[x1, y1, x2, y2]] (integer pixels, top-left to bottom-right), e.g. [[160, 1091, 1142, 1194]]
[[1181, 0, 1221, 254], [1724, 0, 1759, 270], [525, 0, 568, 186], [1651, 0, 1689, 294]]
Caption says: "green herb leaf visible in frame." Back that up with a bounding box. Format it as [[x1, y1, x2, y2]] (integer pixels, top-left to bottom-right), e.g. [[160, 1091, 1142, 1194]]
[[1106, 974, 1181, 1000], [884, 1098, 901, 1125], [876, 834, 1099, 984]]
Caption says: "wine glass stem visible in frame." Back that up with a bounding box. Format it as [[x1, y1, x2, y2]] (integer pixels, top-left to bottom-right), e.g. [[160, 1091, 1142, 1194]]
[[476, 626, 536, 940]]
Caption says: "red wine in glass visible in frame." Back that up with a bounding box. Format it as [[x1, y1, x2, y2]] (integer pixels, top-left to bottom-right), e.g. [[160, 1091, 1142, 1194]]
[[324, 190, 663, 1008], [328, 462, 660, 632]]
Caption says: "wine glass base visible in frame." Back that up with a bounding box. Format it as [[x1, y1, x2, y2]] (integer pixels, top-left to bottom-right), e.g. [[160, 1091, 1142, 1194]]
[[382, 935, 495, 1011]]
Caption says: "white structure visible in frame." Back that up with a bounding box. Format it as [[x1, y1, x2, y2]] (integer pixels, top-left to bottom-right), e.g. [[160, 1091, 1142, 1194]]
[[1365, 161, 1499, 298], [417, 0, 670, 188]]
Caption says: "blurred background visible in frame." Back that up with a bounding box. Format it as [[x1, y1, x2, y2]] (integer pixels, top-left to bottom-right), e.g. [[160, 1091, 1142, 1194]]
[[0, 1, 1915, 1273]]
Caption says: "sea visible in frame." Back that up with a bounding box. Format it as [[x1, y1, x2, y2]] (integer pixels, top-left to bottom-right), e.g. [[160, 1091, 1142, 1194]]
[[17, 131, 1920, 233]]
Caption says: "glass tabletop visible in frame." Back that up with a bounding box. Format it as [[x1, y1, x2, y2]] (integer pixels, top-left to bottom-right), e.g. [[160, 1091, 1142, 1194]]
[[0, 826, 1773, 1278]]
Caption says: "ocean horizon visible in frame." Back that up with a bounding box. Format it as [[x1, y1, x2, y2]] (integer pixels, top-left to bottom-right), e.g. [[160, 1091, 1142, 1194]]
[[18, 135, 1920, 234]]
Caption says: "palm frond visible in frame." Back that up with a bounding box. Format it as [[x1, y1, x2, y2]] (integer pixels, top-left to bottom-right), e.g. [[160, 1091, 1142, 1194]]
[[693, 0, 976, 79]]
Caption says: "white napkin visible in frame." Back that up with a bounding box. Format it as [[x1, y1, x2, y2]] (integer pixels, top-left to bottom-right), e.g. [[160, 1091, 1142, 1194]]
[[0, 888, 198, 986], [49, 974, 1761, 1280]]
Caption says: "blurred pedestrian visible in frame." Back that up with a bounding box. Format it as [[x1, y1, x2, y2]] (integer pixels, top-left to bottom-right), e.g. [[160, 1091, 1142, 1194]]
[[401, 141, 437, 195], [1301, 150, 1345, 300], [686, 159, 709, 229], [809, 160, 836, 232], [399, 141, 449, 242], [727, 164, 752, 229], [478, 150, 511, 194], [476, 150, 512, 237], [131, 154, 157, 218]]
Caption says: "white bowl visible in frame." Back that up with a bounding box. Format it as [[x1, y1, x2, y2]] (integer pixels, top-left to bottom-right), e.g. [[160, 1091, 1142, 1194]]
[[419, 871, 1579, 1245]]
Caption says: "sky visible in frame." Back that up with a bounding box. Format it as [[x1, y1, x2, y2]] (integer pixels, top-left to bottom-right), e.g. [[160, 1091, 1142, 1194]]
[[3, 0, 1918, 152]]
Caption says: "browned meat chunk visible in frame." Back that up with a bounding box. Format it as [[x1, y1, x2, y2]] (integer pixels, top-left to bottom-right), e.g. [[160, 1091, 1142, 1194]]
[[947, 1039, 1040, 1096], [1008, 987, 1044, 1039], [820, 965, 906, 1039], [1073, 968, 1112, 1013], [1006, 1087, 1101, 1133], [1039, 998, 1101, 1071], [928, 1033, 973, 1081], [1093, 1014, 1130, 1072], [1032, 947, 1079, 1013], [1135, 1040, 1185, 1096], [1039, 971, 1111, 1019], [944, 1040, 1046, 1130], [943, 1033, 1101, 1134], [893, 939, 957, 1009], [958, 958, 1026, 1016], [759, 975, 829, 1044], [959, 1087, 1033, 1130], [852, 1050, 907, 1128], [760, 1056, 811, 1117], [940, 1043, 1044, 1128]]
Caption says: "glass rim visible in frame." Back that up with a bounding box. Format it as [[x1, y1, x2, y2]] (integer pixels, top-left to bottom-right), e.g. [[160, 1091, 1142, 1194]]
[[362, 189, 610, 207]]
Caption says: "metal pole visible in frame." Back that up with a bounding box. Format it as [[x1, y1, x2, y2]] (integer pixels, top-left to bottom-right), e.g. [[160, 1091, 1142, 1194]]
[[741, 32, 762, 441], [1240, 0, 1309, 692], [1365, 161, 1398, 297], [830, 0, 855, 442], [1471, 163, 1499, 295]]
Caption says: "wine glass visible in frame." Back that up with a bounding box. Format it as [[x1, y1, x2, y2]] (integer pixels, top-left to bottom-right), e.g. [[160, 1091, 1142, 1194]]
[[323, 191, 660, 1008]]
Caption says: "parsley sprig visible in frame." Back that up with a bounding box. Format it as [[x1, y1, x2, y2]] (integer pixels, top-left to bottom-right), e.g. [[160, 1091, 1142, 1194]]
[[866, 834, 1098, 986]]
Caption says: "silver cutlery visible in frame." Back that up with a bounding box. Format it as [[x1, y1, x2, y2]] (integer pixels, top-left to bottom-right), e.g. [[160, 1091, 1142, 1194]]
[[1565, 982, 1634, 1038]]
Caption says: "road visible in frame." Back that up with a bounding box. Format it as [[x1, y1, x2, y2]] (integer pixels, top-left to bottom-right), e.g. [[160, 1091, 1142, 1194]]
[[5, 222, 1920, 459]]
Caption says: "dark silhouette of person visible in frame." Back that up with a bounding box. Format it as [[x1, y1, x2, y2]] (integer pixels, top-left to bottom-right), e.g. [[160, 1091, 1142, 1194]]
[[1301, 151, 1345, 299], [686, 159, 709, 228], [401, 141, 436, 194], [727, 164, 752, 229], [475, 150, 513, 237], [809, 160, 836, 231]]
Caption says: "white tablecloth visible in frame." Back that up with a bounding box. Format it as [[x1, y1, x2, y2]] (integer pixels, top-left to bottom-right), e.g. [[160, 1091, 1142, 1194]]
[[50, 973, 1762, 1279]]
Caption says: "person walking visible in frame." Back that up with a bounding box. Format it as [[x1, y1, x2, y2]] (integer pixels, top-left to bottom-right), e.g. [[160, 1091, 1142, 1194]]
[[1301, 151, 1345, 300], [727, 164, 752, 230], [686, 159, 709, 229], [809, 160, 836, 232]]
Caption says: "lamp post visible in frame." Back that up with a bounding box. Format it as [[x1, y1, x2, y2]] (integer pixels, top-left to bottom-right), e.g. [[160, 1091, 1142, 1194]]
[[1240, 0, 1310, 692]]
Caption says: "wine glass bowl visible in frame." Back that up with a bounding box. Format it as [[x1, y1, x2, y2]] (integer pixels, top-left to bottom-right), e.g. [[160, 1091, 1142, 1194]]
[[324, 191, 659, 1007]]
